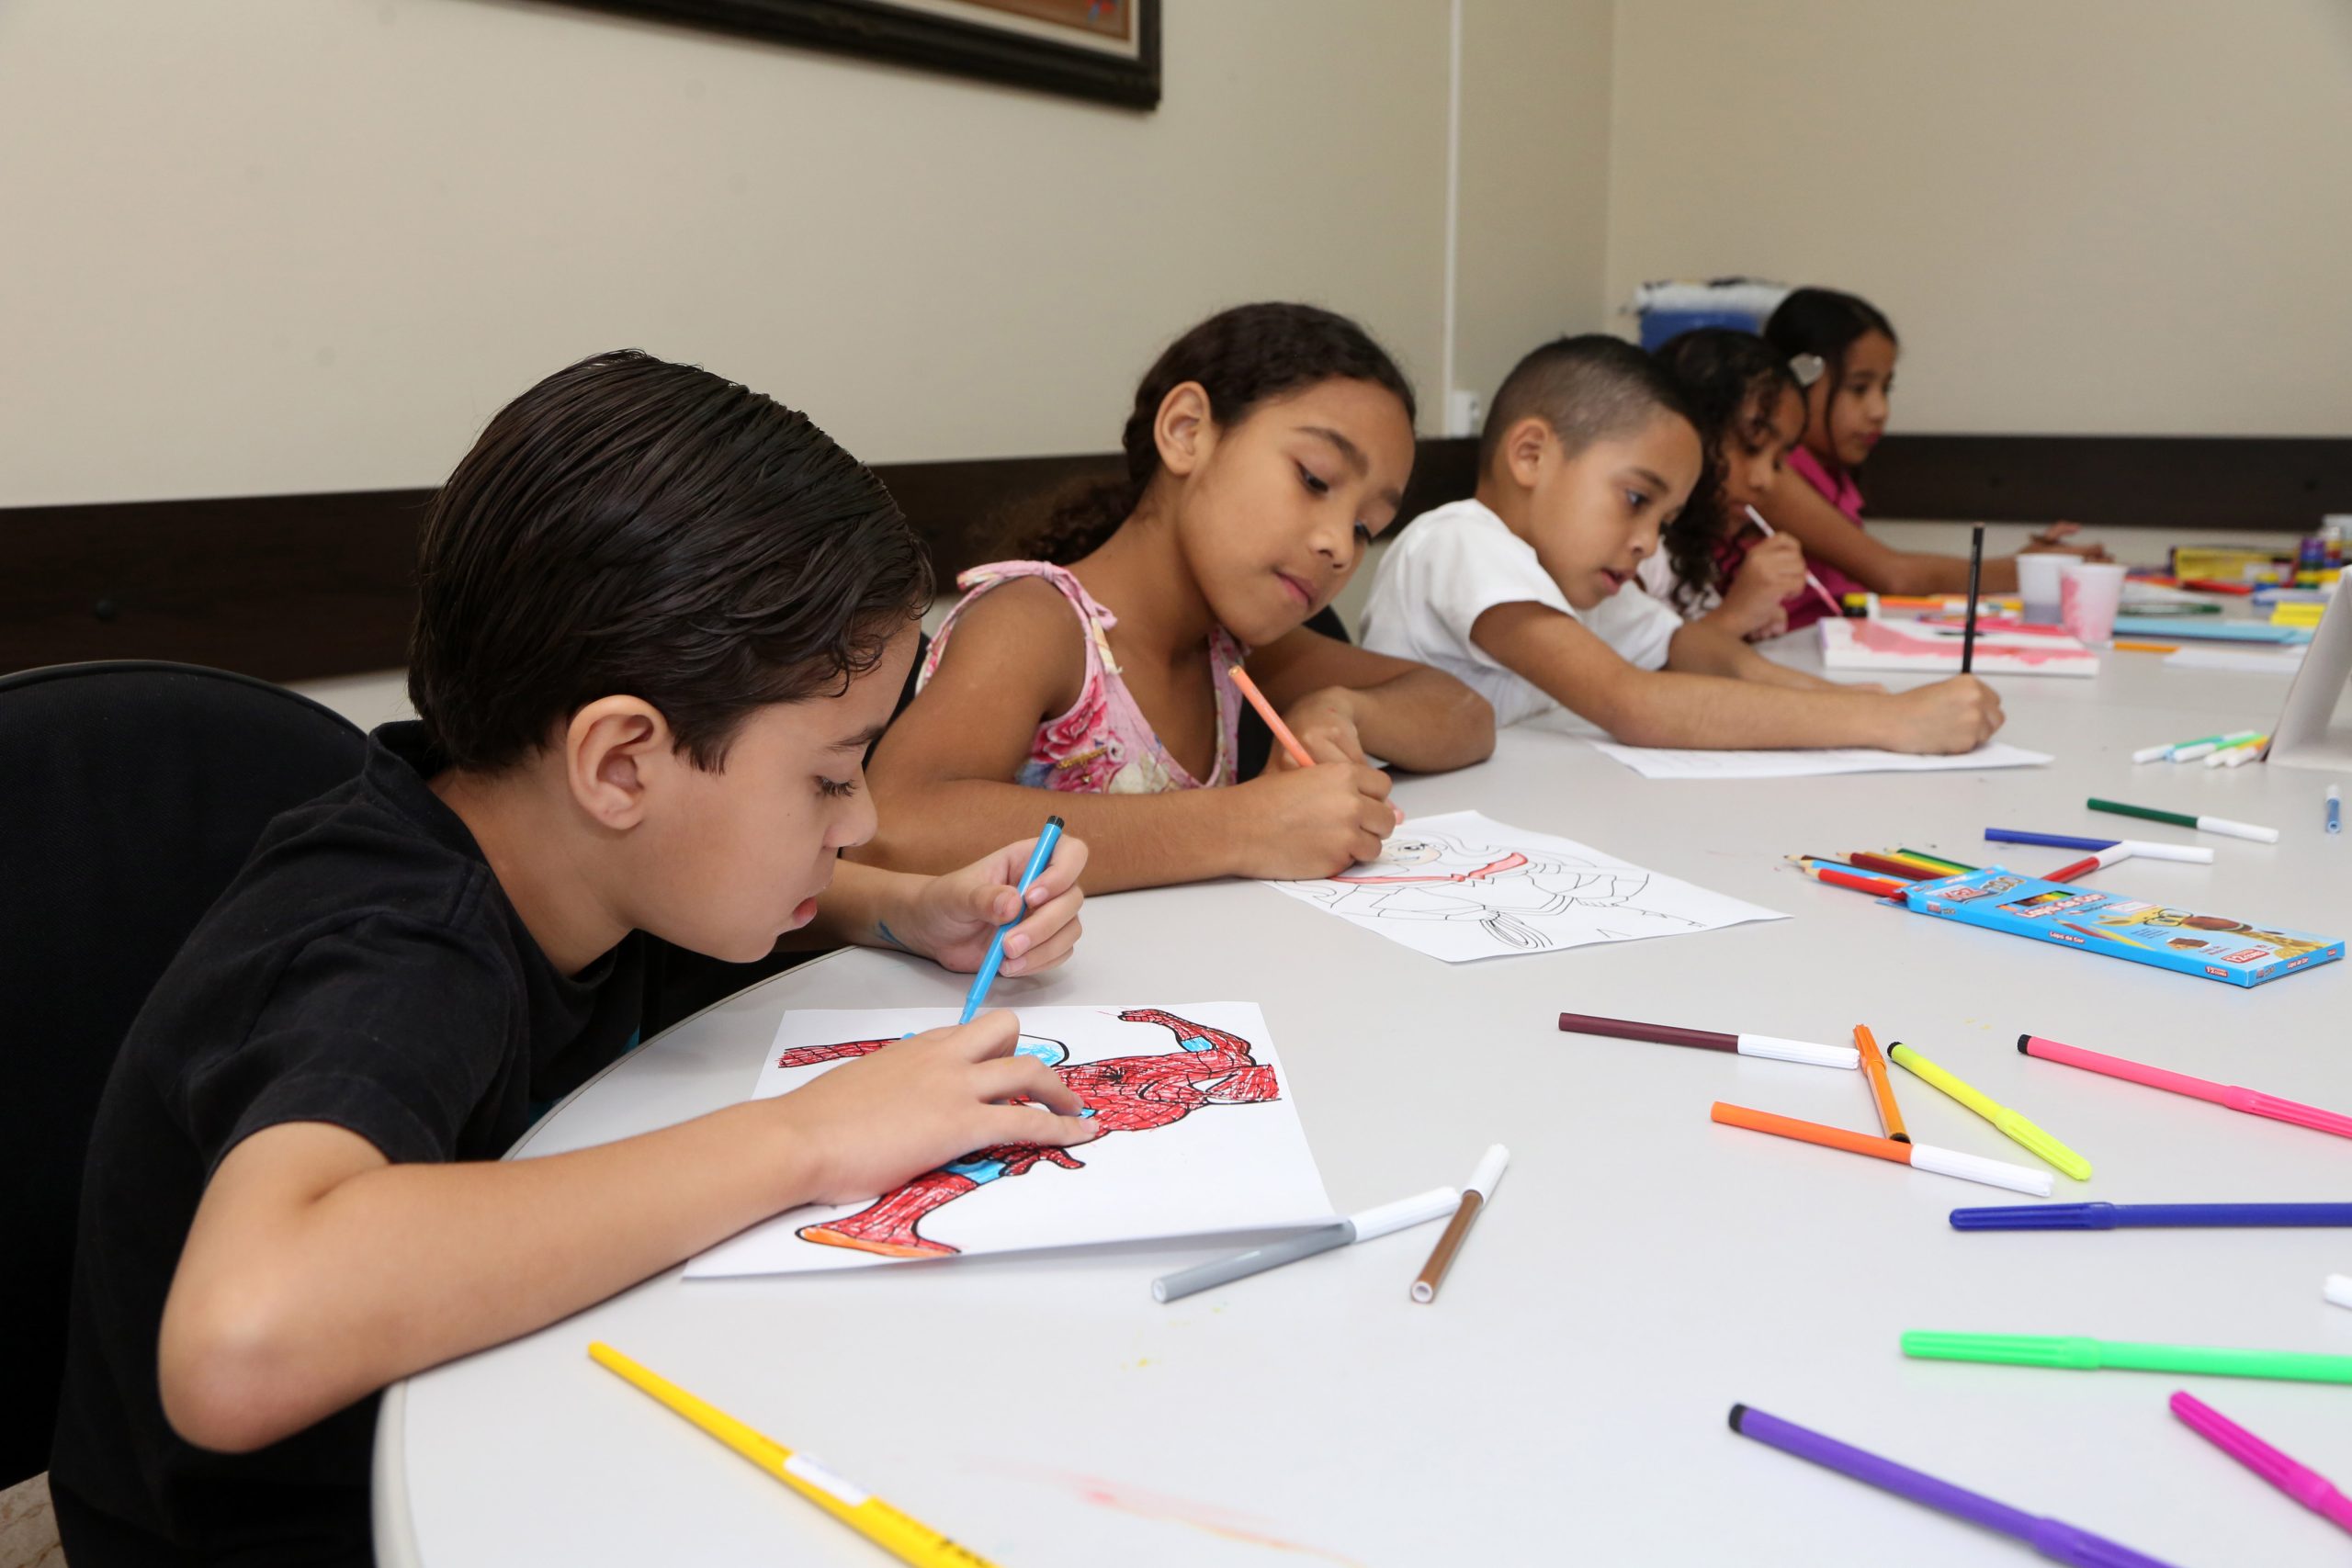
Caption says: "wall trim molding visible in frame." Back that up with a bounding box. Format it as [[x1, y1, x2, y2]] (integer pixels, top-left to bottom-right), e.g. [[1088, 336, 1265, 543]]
[[6, 434, 2343, 683]]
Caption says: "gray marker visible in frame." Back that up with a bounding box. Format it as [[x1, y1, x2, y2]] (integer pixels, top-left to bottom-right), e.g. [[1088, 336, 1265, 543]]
[[1151, 1186, 1459, 1303]]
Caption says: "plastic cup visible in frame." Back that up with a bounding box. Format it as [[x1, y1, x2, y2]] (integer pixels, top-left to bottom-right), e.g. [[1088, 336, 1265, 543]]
[[2059, 561, 2126, 643], [2016, 552, 2065, 625]]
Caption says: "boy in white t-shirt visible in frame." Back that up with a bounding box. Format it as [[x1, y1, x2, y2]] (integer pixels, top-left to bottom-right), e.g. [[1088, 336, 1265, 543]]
[[1360, 335, 2003, 752]]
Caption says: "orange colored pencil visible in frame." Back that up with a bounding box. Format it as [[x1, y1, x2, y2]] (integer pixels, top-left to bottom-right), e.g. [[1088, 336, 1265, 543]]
[[1788, 862, 1909, 898], [1227, 664, 1315, 769], [1852, 1025, 1909, 1143]]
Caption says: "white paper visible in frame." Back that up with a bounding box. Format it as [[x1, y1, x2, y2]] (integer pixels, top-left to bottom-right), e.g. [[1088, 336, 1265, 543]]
[[1819, 617, 2098, 676], [1588, 739, 2052, 781], [686, 1003, 1331, 1278], [1260, 810, 1783, 964]]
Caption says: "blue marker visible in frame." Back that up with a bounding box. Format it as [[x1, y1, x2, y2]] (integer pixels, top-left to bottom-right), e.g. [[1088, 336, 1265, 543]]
[[958, 816, 1066, 1024], [2330, 785, 2341, 836], [1951, 1201, 2352, 1232]]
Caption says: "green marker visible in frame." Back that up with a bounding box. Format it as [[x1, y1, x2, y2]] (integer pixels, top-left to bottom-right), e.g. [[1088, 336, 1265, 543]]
[[1903, 1330, 2352, 1385], [2086, 797, 2279, 844]]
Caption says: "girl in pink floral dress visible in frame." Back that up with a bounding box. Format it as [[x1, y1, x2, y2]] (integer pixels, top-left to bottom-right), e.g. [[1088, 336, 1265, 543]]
[[861, 303, 1495, 893]]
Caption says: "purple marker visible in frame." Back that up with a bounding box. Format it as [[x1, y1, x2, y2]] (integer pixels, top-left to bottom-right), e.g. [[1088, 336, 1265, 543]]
[[1728, 1404, 2180, 1567]]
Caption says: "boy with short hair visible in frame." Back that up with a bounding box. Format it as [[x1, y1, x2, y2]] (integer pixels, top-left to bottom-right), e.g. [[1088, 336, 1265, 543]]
[[51, 349, 1098, 1563], [1360, 334, 2004, 753]]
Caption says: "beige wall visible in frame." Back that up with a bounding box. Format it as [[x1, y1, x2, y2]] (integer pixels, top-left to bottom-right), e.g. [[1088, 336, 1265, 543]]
[[1606, 0, 2352, 436]]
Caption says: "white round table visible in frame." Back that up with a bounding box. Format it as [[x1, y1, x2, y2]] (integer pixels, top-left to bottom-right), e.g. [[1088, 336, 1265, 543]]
[[378, 638, 2349, 1567]]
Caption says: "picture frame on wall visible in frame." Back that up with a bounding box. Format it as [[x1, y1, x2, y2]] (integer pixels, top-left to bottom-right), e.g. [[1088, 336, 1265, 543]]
[[560, 0, 1160, 108]]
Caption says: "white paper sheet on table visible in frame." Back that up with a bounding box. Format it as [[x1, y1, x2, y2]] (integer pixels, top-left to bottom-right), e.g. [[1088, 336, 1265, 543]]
[[1260, 809, 1783, 964], [685, 1002, 1331, 1278], [1587, 739, 2052, 780]]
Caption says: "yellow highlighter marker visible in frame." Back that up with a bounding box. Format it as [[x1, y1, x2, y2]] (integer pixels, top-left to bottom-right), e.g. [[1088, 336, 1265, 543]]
[[1886, 1043, 2093, 1181], [590, 1342, 999, 1567]]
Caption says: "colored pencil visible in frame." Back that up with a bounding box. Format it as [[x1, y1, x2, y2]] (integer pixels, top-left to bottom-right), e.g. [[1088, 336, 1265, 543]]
[[1902, 1329, 2352, 1386], [1852, 1024, 1907, 1143], [1743, 505, 1845, 621], [1728, 1404, 2182, 1568], [2045, 843, 2132, 883], [2169, 1391, 2352, 1538], [1709, 1102, 2052, 1196], [1789, 862, 1910, 898], [2059, 921, 2155, 952], [1960, 525, 1984, 673], [1951, 1201, 2352, 1231], [590, 1342, 1000, 1567], [1845, 852, 1934, 881], [2086, 798, 2279, 844], [1411, 1145, 1507, 1303], [1887, 1042, 2092, 1180], [2018, 1034, 2352, 1140], [1894, 848, 1977, 874], [1227, 664, 1314, 769], [1558, 1010, 1857, 1068]]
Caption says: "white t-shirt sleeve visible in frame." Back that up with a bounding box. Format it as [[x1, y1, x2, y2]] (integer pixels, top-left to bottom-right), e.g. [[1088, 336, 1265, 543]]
[[1588, 582, 1684, 671], [1410, 513, 1575, 651]]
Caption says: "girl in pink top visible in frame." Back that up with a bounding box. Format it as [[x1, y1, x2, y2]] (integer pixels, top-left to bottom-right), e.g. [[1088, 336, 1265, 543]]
[[861, 304, 1496, 893], [1759, 288, 2108, 596]]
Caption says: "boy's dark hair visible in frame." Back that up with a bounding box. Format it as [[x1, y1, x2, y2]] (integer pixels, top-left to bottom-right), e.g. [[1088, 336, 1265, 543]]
[[1012, 302, 1417, 565], [409, 349, 931, 773], [1478, 333, 1701, 473], [1762, 287, 1898, 459], [1651, 328, 1808, 611]]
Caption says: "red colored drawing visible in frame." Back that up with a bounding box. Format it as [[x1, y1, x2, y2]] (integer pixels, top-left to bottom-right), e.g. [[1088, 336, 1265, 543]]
[[777, 1008, 1279, 1259]]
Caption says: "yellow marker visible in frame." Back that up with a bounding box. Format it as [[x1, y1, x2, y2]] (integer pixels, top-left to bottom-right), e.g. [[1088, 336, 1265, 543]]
[[589, 1343, 999, 1566], [1886, 1043, 2094, 1181]]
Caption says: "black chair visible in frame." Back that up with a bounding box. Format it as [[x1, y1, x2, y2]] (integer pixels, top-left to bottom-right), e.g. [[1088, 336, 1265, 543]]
[[0, 661, 367, 1488]]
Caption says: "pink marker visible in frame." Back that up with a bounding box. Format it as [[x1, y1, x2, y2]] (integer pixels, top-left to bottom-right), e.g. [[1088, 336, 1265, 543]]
[[2169, 1391, 2352, 1536], [2020, 1034, 2352, 1141]]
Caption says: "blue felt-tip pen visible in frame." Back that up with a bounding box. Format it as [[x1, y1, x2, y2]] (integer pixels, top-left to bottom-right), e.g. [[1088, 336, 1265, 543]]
[[2329, 785, 2341, 836], [958, 816, 1066, 1024]]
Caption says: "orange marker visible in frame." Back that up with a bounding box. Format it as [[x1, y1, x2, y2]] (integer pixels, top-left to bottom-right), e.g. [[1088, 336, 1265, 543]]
[[1709, 1102, 2052, 1196], [1227, 664, 1315, 769], [1853, 1025, 1908, 1143]]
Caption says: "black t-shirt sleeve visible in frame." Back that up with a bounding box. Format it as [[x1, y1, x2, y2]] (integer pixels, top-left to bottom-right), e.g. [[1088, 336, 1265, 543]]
[[178, 904, 515, 1174]]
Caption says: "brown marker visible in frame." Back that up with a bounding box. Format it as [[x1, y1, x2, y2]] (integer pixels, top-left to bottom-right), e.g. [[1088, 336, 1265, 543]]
[[1411, 1145, 1508, 1303]]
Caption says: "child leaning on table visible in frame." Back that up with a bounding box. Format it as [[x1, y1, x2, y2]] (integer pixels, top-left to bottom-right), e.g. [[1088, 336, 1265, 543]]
[[49, 350, 1098, 1566], [1358, 334, 2005, 752]]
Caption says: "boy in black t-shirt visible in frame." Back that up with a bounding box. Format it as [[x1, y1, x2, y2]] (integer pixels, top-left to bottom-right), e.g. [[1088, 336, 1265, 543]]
[[50, 350, 1100, 1564]]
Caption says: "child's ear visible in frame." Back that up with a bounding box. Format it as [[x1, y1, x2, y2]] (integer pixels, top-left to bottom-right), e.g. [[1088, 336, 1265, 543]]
[[1153, 380, 1215, 477], [1501, 416, 1553, 489], [564, 697, 672, 829]]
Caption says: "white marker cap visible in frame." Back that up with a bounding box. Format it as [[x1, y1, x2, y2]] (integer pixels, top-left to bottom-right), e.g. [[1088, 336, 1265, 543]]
[[2218, 746, 2259, 769], [1464, 1144, 1510, 1200], [2131, 744, 2171, 763], [2120, 840, 2215, 863], [2197, 815, 2280, 844], [2091, 844, 2134, 868], [1907, 1143, 2055, 1197], [2325, 1274, 2352, 1312], [1348, 1186, 1460, 1242], [1737, 1033, 1860, 1070]]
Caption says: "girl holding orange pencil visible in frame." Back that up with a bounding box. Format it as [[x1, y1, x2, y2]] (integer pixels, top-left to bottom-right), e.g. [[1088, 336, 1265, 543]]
[[859, 303, 1496, 892]]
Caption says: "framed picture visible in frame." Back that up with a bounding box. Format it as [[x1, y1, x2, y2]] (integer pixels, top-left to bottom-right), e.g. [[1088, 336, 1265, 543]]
[[562, 0, 1160, 108]]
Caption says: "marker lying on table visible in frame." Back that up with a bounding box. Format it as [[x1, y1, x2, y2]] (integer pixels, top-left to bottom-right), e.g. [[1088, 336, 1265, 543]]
[[1412, 1145, 1507, 1303], [2330, 784, 2342, 835], [590, 1342, 998, 1567], [2044, 843, 2131, 884], [1744, 505, 1844, 621], [1151, 1186, 1458, 1303], [2086, 797, 2278, 844], [2169, 1391, 2352, 1540], [1710, 1102, 2052, 1196], [1726, 1404, 2181, 1568], [1853, 1025, 1908, 1142], [1228, 663, 1404, 825], [1901, 1330, 2352, 1385], [1887, 1042, 2091, 1179], [1559, 1010, 1858, 1069], [1985, 829, 2213, 863], [2018, 1033, 2352, 1141], [2204, 733, 2267, 768], [2327, 1275, 2352, 1312], [957, 816, 1065, 1024], [2167, 729, 2260, 762], [1951, 1201, 2352, 1232]]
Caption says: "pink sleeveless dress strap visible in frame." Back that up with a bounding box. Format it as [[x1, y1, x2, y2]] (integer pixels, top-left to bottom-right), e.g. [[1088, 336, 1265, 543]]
[[1776, 446, 1869, 629], [920, 560, 1243, 795]]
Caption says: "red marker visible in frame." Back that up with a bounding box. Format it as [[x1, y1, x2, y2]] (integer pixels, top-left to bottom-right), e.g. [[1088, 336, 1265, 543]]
[[2046, 844, 2133, 884]]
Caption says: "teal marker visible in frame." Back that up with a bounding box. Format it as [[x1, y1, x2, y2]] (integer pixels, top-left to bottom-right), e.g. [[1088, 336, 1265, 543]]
[[958, 816, 1066, 1024]]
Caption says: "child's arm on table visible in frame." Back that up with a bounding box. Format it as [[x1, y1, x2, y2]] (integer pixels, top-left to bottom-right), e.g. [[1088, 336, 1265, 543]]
[[1472, 601, 2002, 754], [858, 582, 1395, 891], [1666, 619, 1871, 694], [1239, 624, 1494, 773], [157, 1010, 1092, 1454]]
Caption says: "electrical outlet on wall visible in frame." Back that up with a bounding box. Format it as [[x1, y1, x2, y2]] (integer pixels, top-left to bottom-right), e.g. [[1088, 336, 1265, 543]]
[[1445, 389, 1483, 438]]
